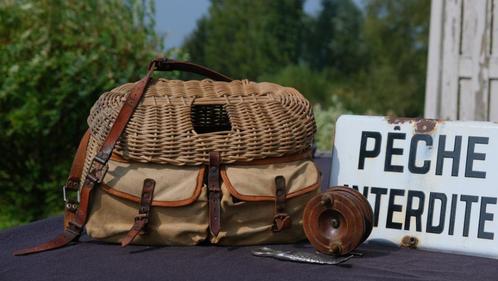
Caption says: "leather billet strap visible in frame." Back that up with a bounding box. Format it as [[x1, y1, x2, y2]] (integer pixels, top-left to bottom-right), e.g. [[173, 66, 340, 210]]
[[208, 151, 221, 236], [64, 129, 91, 229], [120, 178, 156, 247], [13, 65, 155, 256], [272, 176, 291, 232], [149, 58, 232, 82]]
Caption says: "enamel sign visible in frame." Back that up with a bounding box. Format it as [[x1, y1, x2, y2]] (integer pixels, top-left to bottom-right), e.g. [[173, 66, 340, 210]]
[[331, 115, 498, 258]]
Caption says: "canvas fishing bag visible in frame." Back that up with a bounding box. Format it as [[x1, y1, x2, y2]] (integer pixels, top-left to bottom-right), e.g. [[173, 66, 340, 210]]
[[14, 58, 319, 255]]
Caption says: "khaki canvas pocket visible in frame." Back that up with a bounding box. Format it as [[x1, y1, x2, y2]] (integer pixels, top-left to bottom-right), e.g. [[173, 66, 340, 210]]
[[85, 160, 209, 246], [213, 159, 320, 245]]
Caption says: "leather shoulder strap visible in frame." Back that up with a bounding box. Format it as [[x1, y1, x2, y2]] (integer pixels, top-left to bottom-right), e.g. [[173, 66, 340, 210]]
[[150, 58, 232, 82], [14, 58, 229, 255], [64, 129, 91, 228], [14, 66, 155, 256], [67, 129, 91, 184]]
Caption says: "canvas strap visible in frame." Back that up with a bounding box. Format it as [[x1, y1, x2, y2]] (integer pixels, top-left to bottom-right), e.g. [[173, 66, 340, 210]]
[[120, 178, 156, 247]]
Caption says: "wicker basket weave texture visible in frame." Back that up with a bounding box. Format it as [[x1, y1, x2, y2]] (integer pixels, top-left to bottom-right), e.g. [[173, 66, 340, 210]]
[[86, 78, 316, 166]]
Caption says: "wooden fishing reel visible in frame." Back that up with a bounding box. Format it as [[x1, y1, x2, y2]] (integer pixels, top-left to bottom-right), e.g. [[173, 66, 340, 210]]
[[303, 186, 373, 256]]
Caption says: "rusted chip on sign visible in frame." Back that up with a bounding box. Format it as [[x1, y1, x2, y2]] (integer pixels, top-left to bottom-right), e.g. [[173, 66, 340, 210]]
[[400, 236, 418, 249], [303, 187, 374, 256], [386, 117, 441, 134]]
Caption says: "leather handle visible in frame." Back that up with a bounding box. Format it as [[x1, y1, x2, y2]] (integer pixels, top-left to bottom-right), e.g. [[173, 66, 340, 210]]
[[148, 58, 233, 82]]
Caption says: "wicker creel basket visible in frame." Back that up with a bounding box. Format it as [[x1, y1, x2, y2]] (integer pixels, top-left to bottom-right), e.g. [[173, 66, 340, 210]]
[[85, 59, 316, 166]]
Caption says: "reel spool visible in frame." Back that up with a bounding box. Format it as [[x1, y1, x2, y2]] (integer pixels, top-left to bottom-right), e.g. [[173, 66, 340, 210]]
[[303, 186, 373, 256]]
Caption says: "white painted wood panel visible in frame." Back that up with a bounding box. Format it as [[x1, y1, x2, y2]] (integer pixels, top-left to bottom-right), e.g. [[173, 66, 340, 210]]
[[490, 79, 498, 120], [459, 78, 474, 119], [440, 0, 462, 120], [492, 0, 498, 55], [425, 0, 497, 121]]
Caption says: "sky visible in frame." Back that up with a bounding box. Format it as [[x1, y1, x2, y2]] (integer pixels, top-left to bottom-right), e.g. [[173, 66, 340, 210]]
[[154, 0, 322, 49]]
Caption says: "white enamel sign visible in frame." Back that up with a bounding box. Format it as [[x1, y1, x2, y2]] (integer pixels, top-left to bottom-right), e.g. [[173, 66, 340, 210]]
[[331, 115, 498, 258]]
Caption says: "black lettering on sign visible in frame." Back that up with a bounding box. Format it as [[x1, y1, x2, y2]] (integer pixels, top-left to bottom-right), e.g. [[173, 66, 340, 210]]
[[426, 192, 447, 234], [436, 135, 462, 177], [448, 194, 458, 236], [386, 189, 405, 229], [346, 184, 369, 198], [408, 134, 432, 174], [371, 187, 388, 227], [404, 190, 425, 232], [478, 197, 496, 240], [345, 184, 358, 191], [358, 131, 382, 170], [465, 136, 488, 179], [460, 195, 479, 237], [385, 133, 406, 173]]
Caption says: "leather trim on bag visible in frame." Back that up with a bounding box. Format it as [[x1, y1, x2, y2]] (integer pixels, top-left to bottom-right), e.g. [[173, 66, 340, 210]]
[[110, 150, 312, 166], [220, 162, 320, 202], [99, 166, 205, 207]]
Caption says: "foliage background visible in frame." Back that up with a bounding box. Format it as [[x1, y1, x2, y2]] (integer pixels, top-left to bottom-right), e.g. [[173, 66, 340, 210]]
[[0, 0, 430, 228]]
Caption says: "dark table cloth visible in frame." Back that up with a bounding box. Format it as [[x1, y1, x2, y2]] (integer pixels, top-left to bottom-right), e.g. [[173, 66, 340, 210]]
[[2, 155, 498, 281]]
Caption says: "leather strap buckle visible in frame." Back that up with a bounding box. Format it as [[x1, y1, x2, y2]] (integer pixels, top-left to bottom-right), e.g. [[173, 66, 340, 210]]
[[63, 185, 80, 204], [63, 177, 81, 203], [272, 213, 292, 232], [93, 152, 109, 165], [86, 160, 109, 184]]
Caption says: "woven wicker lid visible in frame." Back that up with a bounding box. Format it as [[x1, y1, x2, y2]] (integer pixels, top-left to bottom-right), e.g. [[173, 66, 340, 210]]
[[87, 78, 316, 165]]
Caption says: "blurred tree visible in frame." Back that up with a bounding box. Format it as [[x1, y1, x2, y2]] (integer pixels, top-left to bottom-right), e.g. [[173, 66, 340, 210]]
[[259, 65, 331, 104], [184, 0, 305, 80], [353, 0, 430, 116], [0, 0, 164, 228], [304, 0, 366, 74]]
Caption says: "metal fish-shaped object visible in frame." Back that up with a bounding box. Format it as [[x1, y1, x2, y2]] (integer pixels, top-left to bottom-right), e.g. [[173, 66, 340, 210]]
[[251, 247, 353, 265]]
